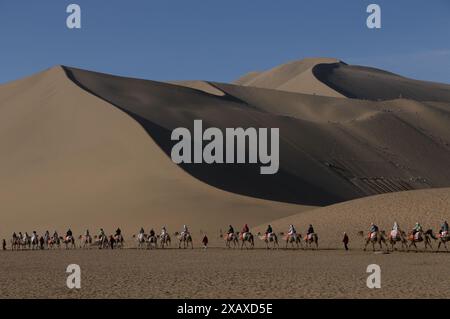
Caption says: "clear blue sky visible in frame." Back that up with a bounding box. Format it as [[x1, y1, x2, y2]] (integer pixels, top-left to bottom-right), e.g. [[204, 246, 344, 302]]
[[1, 0, 449, 84]]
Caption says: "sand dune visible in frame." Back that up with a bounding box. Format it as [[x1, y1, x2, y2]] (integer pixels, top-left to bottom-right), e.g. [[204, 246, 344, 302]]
[[255, 188, 450, 249], [0, 66, 307, 237], [64, 66, 450, 208], [233, 57, 345, 98], [1, 59, 450, 240], [312, 62, 450, 102]]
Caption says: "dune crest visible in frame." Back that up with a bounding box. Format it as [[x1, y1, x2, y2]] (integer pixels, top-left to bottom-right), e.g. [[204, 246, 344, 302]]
[[233, 58, 345, 98]]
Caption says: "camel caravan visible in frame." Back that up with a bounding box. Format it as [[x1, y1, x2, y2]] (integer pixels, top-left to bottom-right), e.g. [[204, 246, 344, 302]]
[[3, 220, 449, 253], [358, 221, 450, 252]]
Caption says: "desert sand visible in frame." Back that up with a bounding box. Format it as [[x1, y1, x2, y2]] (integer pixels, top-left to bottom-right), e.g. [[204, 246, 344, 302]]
[[0, 249, 449, 299]]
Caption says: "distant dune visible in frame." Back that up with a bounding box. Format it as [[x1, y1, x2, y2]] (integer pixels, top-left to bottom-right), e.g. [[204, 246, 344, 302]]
[[312, 62, 450, 102], [233, 57, 345, 98], [1, 58, 450, 238]]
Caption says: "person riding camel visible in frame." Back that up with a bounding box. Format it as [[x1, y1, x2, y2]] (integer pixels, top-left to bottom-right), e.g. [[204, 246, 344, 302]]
[[227, 225, 234, 239], [139, 227, 145, 234], [161, 226, 167, 237], [412, 222, 423, 234], [265, 224, 273, 240], [368, 223, 378, 238], [440, 220, 449, 237], [306, 224, 315, 240], [182, 225, 189, 237], [115, 228, 121, 236], [99, 228, 106, 240], [241, 224, 249, 240], [85, 229, 90, 236], [288, 224, 297, 237], [391, 221, 400, 239], [12, 232, 17, 240], [149, 228, 155, 238], [66, 229, 73, 240]]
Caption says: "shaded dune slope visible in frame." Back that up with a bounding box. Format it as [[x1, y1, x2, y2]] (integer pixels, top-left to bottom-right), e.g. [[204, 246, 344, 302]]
[[0, 66, 307, 235], [312, 62, 450, 102], [64, 67, 450, 208]]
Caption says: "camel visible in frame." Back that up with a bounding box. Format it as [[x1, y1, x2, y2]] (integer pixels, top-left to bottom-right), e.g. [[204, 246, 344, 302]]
[[304, 233, 319, 249], [48, 235, 61, 249], [147, 235, 158, 249], [159, 233, 171, 249], [62, 235, 76, 249], [134, 233, 147, 249], [224, 233, 239, 249], [114, 234, 124, 249], [436, 231, 450, 251], [360, 231, 386, 251], [79, 234, 92, 249], [386, 230, 408, 251], [94, 234, 109, 249], [239, 232, 254, 249], [260, 233, 279, 249], [178, 232, 193, 249], [285, 233, 302, 249], [407, 229, 436, 251]]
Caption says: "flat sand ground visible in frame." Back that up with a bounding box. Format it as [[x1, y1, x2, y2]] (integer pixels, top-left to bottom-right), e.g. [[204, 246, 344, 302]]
[[0, 248, 449, 299]]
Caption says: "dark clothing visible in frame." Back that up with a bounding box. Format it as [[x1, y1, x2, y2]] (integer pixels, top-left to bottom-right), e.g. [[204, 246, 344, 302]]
[[66, 230, 73, 237], [227, 227, 234, 234], [266, 226, 273, 234], [307, 226, 315, 235], [2, 239, 6, 250], [149, 230, 155, 237], [115, 228, 121, 236], [242, 225, 249, 233], [343, 234, 349, 251], [202, 235, 208, 246]]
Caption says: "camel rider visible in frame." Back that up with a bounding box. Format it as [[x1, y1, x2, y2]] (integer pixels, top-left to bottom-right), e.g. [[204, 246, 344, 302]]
[[139, 227, 145, 234], [369, 223, 378, 236], [149, 228, 155, 238], [85, 229, 90, 237], [307, 224, 315, 235], [115, 228, 121, 237], [161, 226, 167, 237], [227, 225, 234, 238], [265, 225, 273, 239], [288, 224, 297, 236], [53, 231, 58, 239], [242, 224, 249, 234], [391, 221, 400, 239], [440, 221, 449, 237], [412, 222, 423, 235], [182, 225, 189, 236], [32, 231, 37, 238], [66, 229, 73, 239], [99, 228, 106, 240], [392, 222, 399, 231], [12, 232, 17, 240]]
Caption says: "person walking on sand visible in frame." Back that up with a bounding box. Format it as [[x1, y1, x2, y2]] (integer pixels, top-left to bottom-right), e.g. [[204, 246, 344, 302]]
[[202, 234, 208, 249], [342, 232, 349, 251]]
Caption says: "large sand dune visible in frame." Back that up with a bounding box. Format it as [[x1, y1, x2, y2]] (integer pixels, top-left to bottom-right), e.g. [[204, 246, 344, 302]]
[[1, 59, 450, 239], [0, 67, 306, 237]]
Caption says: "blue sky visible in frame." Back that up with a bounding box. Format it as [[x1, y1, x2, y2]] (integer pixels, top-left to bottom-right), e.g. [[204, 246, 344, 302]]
[[1, 0, 449, 84]]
